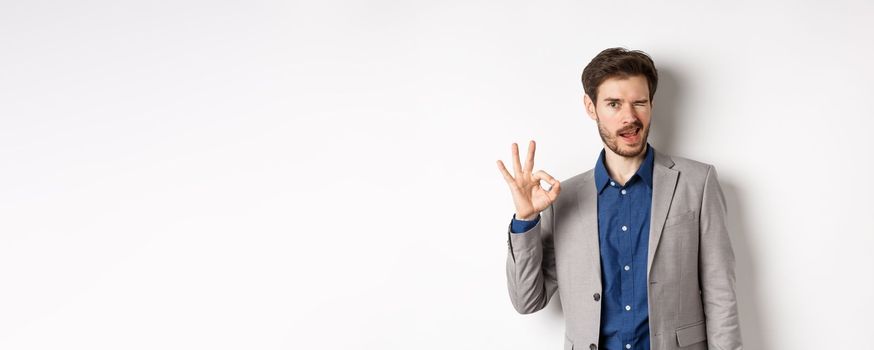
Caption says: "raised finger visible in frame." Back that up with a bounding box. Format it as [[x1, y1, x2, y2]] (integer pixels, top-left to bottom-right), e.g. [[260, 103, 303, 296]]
[[525, 140, 536, 173], [496, 160, 516, 185], [511, 143, 523, 177]]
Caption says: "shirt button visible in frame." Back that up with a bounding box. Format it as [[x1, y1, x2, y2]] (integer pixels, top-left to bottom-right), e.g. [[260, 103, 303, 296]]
[[621, 225, 628, 231], [626, 344, 631, 349], [590, 344, 597, 350], [624, 265, 630, 271], [625, 305, 631, 311], [621, 189, 627, 195], [610, 181, 615, 186], [593, 293, 601, 301]]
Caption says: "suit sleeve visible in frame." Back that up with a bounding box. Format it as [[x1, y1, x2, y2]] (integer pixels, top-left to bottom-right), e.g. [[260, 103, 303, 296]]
[[505, 204, 558, 314], [510, 213, 540, 233], [699, 165, 743, 349]]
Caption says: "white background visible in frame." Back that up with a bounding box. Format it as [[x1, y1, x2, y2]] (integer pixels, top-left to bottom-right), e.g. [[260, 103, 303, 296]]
[[1, 0, 872, 349]]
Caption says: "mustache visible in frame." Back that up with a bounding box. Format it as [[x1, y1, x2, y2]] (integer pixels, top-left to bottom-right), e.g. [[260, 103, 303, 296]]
[[617, 122, 644, 135]]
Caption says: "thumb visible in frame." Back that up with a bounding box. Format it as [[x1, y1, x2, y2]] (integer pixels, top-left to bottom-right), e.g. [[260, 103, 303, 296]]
[[534, 170, 561, 200]]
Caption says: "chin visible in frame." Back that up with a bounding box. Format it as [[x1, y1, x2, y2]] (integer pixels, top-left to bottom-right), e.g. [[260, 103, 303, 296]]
[[616, 142, 646, 157]]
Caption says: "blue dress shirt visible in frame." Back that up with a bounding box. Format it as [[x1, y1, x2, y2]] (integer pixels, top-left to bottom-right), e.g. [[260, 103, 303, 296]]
[[510, 143, 655, 350]]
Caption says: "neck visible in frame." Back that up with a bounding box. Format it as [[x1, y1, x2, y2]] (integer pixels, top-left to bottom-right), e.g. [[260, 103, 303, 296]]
[[603, 143, 648, 186]]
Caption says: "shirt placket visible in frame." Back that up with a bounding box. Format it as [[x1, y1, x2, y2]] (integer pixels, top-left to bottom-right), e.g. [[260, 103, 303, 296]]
[[619, 179, 635, 350]]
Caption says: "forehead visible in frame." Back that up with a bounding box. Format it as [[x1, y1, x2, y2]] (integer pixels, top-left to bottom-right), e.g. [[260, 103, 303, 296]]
[[597, 75, 650, 100]]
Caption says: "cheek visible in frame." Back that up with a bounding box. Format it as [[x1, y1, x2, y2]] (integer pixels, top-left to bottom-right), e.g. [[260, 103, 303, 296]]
[[599, 122, 619, 135], [642, 116, 653, 128], [596, 109, 619, 123], [597, 106, 615, 116], [598, 112, 620, 125], [638, 109, 653, 122]]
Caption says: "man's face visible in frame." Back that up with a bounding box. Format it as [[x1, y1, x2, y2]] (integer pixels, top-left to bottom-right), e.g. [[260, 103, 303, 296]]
[[584, 75, 652, 158]]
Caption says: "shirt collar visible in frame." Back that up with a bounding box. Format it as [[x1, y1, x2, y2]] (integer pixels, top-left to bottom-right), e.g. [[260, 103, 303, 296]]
[[594, 142, 655, 194]]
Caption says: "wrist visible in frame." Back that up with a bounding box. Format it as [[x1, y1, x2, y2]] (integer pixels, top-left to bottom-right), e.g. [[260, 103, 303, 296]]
[[515, 212, 538, 221]]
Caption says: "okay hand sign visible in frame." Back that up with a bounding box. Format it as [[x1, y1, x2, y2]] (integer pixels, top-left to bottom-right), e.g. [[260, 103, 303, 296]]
[[496, 140, 561, 220]]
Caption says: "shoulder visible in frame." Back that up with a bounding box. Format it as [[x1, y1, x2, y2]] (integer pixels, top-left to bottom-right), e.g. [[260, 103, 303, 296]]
[[555, 167, 595, 199], [668, 154, 714, 173], [657, 150, 719, 186], [562, 168, 594, 187], [544, 168, 594, 209], [540, 168, 594, 219]]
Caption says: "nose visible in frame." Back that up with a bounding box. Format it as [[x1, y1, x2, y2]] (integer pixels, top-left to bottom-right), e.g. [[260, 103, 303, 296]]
[[619, 103, 639, 125]]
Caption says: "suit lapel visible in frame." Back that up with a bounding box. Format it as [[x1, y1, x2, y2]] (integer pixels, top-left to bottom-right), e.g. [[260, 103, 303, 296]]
[[647, 149, 678, 279], [577, 172, 601, 277]]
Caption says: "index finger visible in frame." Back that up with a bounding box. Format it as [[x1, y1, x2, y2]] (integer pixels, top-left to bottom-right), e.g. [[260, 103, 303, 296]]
[[511, 142, 523, 177], [496, 160, 515, 185], [534, 170, 561, 200]]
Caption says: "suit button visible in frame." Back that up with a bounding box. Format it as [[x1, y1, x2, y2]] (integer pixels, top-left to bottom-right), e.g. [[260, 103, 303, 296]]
[[590, 344, 597, 350], [593, 293, 600, 301]]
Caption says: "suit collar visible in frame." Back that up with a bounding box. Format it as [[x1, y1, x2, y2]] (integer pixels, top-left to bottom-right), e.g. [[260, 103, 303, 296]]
[[594, 143, 656, 194], [647, 147, 679, 279], [652, 145, 675, 170]]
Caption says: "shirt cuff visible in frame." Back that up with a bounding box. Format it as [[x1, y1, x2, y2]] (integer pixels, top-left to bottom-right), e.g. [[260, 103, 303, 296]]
[[510, 213, 540, 234]]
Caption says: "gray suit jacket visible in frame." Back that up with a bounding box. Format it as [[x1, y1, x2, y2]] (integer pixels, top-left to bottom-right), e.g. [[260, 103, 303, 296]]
[[506, 149, 742, 350]]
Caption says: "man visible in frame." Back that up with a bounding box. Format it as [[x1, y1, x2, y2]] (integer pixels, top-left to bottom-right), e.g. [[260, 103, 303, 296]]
[[496, 48, 742, 350]]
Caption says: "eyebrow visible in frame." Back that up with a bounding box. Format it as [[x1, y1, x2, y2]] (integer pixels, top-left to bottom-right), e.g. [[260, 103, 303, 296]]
[[602, 98, 649, 103]]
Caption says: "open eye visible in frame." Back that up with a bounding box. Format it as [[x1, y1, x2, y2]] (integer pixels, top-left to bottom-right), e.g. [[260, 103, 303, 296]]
[[607, 102, 619, 108]]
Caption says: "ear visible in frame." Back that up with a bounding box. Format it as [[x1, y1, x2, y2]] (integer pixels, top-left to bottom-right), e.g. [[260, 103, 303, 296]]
[[583, 94, 597, 121]]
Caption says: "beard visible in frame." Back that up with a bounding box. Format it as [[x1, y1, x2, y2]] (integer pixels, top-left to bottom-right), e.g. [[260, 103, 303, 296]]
[[596, 116, 649, 158]]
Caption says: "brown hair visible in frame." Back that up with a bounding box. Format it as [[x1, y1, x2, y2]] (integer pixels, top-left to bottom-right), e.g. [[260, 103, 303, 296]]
[[581, 47, 658, 103]]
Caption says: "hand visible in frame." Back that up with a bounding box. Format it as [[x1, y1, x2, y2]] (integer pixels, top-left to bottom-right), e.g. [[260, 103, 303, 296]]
[[496, 140, 561, 220]]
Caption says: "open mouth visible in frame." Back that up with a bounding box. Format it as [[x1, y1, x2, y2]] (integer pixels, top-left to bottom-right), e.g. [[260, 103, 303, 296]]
[[619, 128, 640, 142]]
